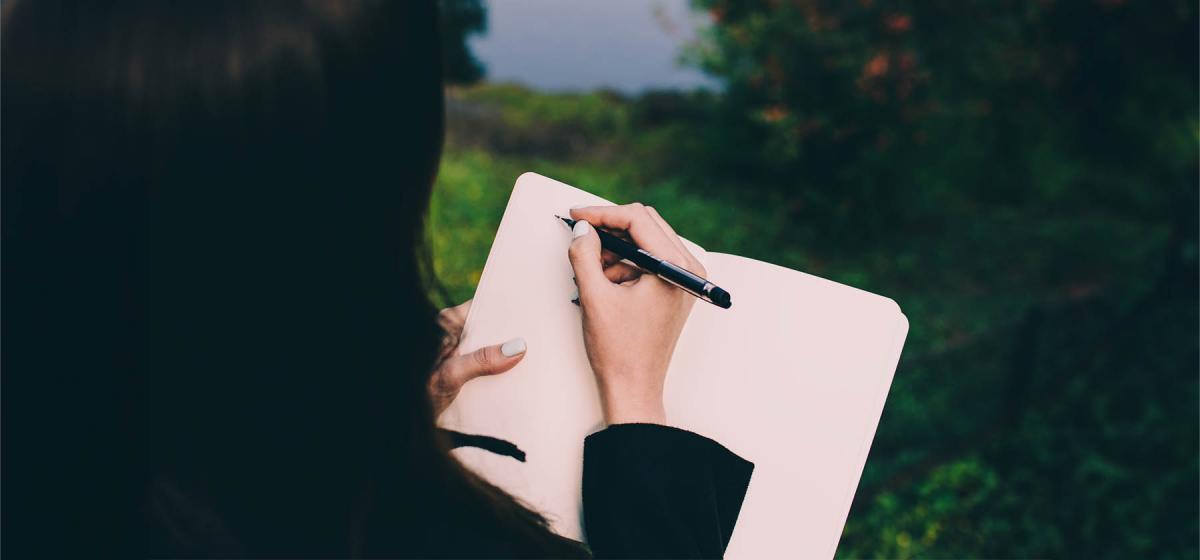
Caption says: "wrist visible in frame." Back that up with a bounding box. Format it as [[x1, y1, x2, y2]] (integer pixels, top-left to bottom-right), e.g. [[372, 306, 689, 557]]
[[598, 386, 666, 425]]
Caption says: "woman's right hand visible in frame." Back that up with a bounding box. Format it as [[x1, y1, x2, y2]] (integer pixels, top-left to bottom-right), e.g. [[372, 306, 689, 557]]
[[566, 203, 702, 426]]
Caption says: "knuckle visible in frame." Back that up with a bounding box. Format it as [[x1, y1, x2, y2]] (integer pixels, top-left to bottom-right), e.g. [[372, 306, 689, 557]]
[[628, 202, 644, 210], [440, 331, 460, 353], [473, 346, 493, 368], [427, 372, 447, 396]]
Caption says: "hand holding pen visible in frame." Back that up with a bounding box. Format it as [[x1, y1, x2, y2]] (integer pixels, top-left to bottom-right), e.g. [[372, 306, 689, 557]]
[[557, 214, 732, 309], [564, 203, 710, 426]]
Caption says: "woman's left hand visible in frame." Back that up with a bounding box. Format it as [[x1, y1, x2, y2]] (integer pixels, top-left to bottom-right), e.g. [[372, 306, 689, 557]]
[[428, 299, 527, 416]]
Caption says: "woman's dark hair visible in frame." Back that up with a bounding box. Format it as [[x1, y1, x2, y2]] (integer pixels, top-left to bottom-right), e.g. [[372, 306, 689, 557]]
[[2, 1, 580, 556]]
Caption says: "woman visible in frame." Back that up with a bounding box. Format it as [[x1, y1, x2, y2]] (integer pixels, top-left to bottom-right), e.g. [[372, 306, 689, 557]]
[[2, 1, 752, 557]]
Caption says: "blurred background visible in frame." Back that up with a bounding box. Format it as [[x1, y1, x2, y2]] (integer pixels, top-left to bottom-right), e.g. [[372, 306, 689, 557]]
[[430, 1, 1198, 558]]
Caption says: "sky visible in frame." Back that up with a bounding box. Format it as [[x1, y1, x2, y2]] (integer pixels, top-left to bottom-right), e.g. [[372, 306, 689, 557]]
[[468, 0, 718, 93]]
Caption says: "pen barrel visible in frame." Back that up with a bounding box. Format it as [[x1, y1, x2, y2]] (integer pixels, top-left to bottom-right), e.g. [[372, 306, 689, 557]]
[[653, 259, 709, 294], [594, 228, 657, 268], [595, 228, 707, 293], [587, 222, 730, 308]]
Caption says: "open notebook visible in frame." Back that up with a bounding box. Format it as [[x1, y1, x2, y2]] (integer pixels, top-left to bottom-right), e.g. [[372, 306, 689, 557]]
[[439, 173, 908, 559]]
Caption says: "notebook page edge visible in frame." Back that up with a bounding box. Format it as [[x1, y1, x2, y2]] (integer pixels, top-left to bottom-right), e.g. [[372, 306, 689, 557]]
[[823, 311, 909, 559]]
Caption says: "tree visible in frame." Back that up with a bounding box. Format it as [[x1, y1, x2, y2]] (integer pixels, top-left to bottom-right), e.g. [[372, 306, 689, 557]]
[[688, 0, 1197, 233]]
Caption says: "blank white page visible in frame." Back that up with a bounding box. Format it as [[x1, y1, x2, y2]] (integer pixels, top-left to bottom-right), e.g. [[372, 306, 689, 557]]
[[439, 173, 907, 559], [666, 253, 908, 558]]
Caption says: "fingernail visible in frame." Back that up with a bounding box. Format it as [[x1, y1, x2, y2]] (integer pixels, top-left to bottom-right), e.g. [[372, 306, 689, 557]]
[[501, 337, 526, 357], [569, 286, 579, 301], [572, 220, 592, 238], [569, 204, 587, 210]]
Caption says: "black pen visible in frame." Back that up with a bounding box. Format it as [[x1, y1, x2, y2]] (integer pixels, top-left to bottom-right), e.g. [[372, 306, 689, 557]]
[[556, 215, 732, 309]]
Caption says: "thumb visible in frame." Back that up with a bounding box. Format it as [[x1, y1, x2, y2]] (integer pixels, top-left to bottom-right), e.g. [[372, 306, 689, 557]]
[[567, 220, 609, 298], [441, 337, 527, 389]]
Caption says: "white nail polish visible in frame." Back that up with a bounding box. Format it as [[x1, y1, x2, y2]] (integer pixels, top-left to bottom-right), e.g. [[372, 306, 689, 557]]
[[570, 286, 579, 301], [501, 337, 526, 357], [572, 220, 592, 238]]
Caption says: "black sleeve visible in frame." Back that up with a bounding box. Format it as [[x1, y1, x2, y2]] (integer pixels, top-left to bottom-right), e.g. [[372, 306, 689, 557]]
[[582, 423, 754, 559]]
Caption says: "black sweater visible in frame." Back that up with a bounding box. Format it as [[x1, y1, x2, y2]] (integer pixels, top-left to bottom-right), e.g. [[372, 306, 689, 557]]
[[582, 424, 754, 558], [146, 425, 753, 558]]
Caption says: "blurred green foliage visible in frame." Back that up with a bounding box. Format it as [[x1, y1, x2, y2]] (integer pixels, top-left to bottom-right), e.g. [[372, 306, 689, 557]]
[[684, 0, 1197, 238], [430, 1, 1198, 557]]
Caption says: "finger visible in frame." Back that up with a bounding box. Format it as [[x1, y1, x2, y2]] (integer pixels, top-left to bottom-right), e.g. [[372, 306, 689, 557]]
[[643, 206, 689, 261], [569, 204, 681, 261], [601, 248, 624, 267], [604, 261, 642, 284], [441, 337, 527, 388], [566, 220, 612, 299], [604, 227, 633, 242], [437, 300, 472, 333], [644, 206, 704, 275], [436, 300, 473, 359]]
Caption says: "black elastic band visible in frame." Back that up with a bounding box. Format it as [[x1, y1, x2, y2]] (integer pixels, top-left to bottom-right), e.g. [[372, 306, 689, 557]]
[[438, 428, 527, 462]]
